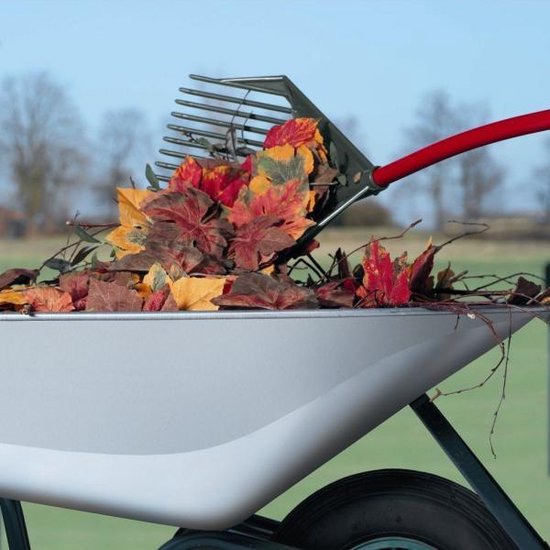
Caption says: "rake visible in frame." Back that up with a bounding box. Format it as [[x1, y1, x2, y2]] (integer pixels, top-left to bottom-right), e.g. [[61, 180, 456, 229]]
[[156, 74, 550, 247]]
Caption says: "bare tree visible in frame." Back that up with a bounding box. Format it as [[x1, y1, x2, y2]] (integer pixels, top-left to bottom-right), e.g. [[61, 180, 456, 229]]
[[94, 108, 153, 217], [532, 136, 550, 223], [0, 72, 88, 232], [405, 91, 459, 231]]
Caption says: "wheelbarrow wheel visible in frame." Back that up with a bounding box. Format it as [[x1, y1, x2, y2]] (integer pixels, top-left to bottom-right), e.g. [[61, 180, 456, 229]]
[[273, 469, 515, 549]]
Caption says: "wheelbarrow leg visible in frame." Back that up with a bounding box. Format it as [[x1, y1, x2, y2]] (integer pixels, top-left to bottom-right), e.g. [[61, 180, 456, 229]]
[[0, 499, 31, 550], [410, 393, 548, 550]]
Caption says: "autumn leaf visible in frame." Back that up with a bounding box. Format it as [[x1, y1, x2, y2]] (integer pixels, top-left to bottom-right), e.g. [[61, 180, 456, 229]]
[[357, 240, 411, 307], [264, 118, 321, 149], [169, 156, 203, 192], [0, 268, 38, 290], [143, 262, 172, 292], [201, 164, 248, 207], [409, 242, 438, 296], [213, 272, 317, 310], [315, 279, 356, 308], [229, 215, 295, 271], [0, 287, 29, 308], [59, 272, 91, 310], [106, 188, 153, 258], [85, 278, 143, 312], [143, 287, 179, 312], [25, 287, 75, 312], [255, 144, 313, 184], [228, 178, 315, 240], [171, 276, 226, 311], [143, 188, 233, 259]]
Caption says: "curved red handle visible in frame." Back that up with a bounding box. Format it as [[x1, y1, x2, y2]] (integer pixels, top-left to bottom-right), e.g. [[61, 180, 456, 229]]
[[371, 109, 550, 188]]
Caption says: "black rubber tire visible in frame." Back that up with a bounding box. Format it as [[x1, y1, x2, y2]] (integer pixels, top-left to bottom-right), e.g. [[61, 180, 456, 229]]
[[274, 469, 516, 550]]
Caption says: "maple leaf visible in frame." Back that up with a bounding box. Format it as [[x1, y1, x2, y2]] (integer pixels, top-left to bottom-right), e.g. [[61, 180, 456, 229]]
[[143, 188, 232, 259], [255, 144, 313, 184], [213, 272, 317, 310], [201, 164, 248, 207], [229, 215, 295, 271], [171, 276, 226, 311], [143, 262, 172, 292], [228, 178, 315, 240], [264, 118, 321, 149], [25, 287, 75, 313], [106, 188, 153, 258], [357, 240, 411, 307], [169, 156, 203, 192], [59, 272, 91, 310], [315, 279, 356, 308], [0, 268, 38, 290], [143, 287, 179, 312], [85, 278, 143, 312]]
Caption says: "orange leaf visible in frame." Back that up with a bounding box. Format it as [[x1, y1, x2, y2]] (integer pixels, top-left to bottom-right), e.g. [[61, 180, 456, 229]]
[[171, 276, 226, 311], [255, 144, 313, 184], [169, 156, 203, 192], [25, 287, 75, 312], [264, 118, 321, 149]]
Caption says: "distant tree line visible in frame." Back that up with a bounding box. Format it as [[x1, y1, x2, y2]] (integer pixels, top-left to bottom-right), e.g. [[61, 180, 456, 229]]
[[0, 72, 548, 235]]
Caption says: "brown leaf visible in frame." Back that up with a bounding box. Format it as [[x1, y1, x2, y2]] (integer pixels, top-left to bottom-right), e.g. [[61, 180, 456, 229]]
[[213, 272, 317, 310], [142, 188, 232, 258], [315, 279, 356, 308], [0, 268, 39, 290], [508, 276, 542, 305], [85, 279, 143, 312], [143, 287, 179, 312], [228, 215, 295, 271], [59, 272, 91, 310]]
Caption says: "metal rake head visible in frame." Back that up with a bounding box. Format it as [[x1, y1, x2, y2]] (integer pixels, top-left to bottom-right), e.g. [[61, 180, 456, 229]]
[[156, 74, 380, 242]]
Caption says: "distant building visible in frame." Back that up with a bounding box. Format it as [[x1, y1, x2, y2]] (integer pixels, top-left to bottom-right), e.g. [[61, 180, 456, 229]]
[[0, 207, 26, 238]]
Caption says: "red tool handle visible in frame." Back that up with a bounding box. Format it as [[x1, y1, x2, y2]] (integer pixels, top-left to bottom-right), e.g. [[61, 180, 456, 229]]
[[371, 109, 550, 188]]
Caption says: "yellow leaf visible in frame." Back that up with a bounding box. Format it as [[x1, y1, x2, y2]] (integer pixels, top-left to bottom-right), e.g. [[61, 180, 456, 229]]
[[106, 188, 154, 258], [171, 276, 226, 311], [0, 287, 28, 306], [117, 188, 153, 227], [143, 263, 173, 292]]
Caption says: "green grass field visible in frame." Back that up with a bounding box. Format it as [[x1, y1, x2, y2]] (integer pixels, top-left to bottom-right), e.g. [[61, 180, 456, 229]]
[[0, 231, 549, 548]]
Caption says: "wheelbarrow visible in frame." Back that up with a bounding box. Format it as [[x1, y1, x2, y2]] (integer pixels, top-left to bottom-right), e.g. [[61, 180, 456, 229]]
[[1, 76, 550, 549]]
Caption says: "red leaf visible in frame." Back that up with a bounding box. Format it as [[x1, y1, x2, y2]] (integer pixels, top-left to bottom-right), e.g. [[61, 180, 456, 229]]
[[143, 287, 179, 312], [85, 279, 143, 312], [201, 164, 248, 207], [264, 118, 319, 149], [228, 215, 295, 271], [228, 178, 314, 240], [213, 273, 317, 310], [169, 157, 202, 192], [143, 188, 233, 258], [357, 241, 411, 307]]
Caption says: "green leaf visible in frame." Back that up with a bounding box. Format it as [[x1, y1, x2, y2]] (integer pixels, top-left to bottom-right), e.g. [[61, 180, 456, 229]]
[[145, 164, 160, 190], [44, 258, 72, 273], [71, 245, 98, 266], [74, 225, 100, 243], [329, 141, 340, 169]]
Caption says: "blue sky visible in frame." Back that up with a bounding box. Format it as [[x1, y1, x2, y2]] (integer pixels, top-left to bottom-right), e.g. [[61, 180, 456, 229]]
[[1, 0, 549, 222]]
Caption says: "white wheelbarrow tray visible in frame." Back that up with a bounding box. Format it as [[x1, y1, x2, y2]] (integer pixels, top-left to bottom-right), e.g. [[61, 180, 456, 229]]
[[0, 306, 544, 530]]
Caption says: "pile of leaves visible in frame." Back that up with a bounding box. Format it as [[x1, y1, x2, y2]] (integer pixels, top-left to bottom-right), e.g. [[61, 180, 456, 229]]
[[0, 117, 549, 314]]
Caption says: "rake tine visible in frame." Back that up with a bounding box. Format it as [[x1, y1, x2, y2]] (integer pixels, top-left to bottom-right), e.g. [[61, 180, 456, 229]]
[[179, 87, 292, 115], [167, 123, 264, 148], [170, 112, 269, 136], [162, 138, 250, 159], [175, 99, 287, 125]]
